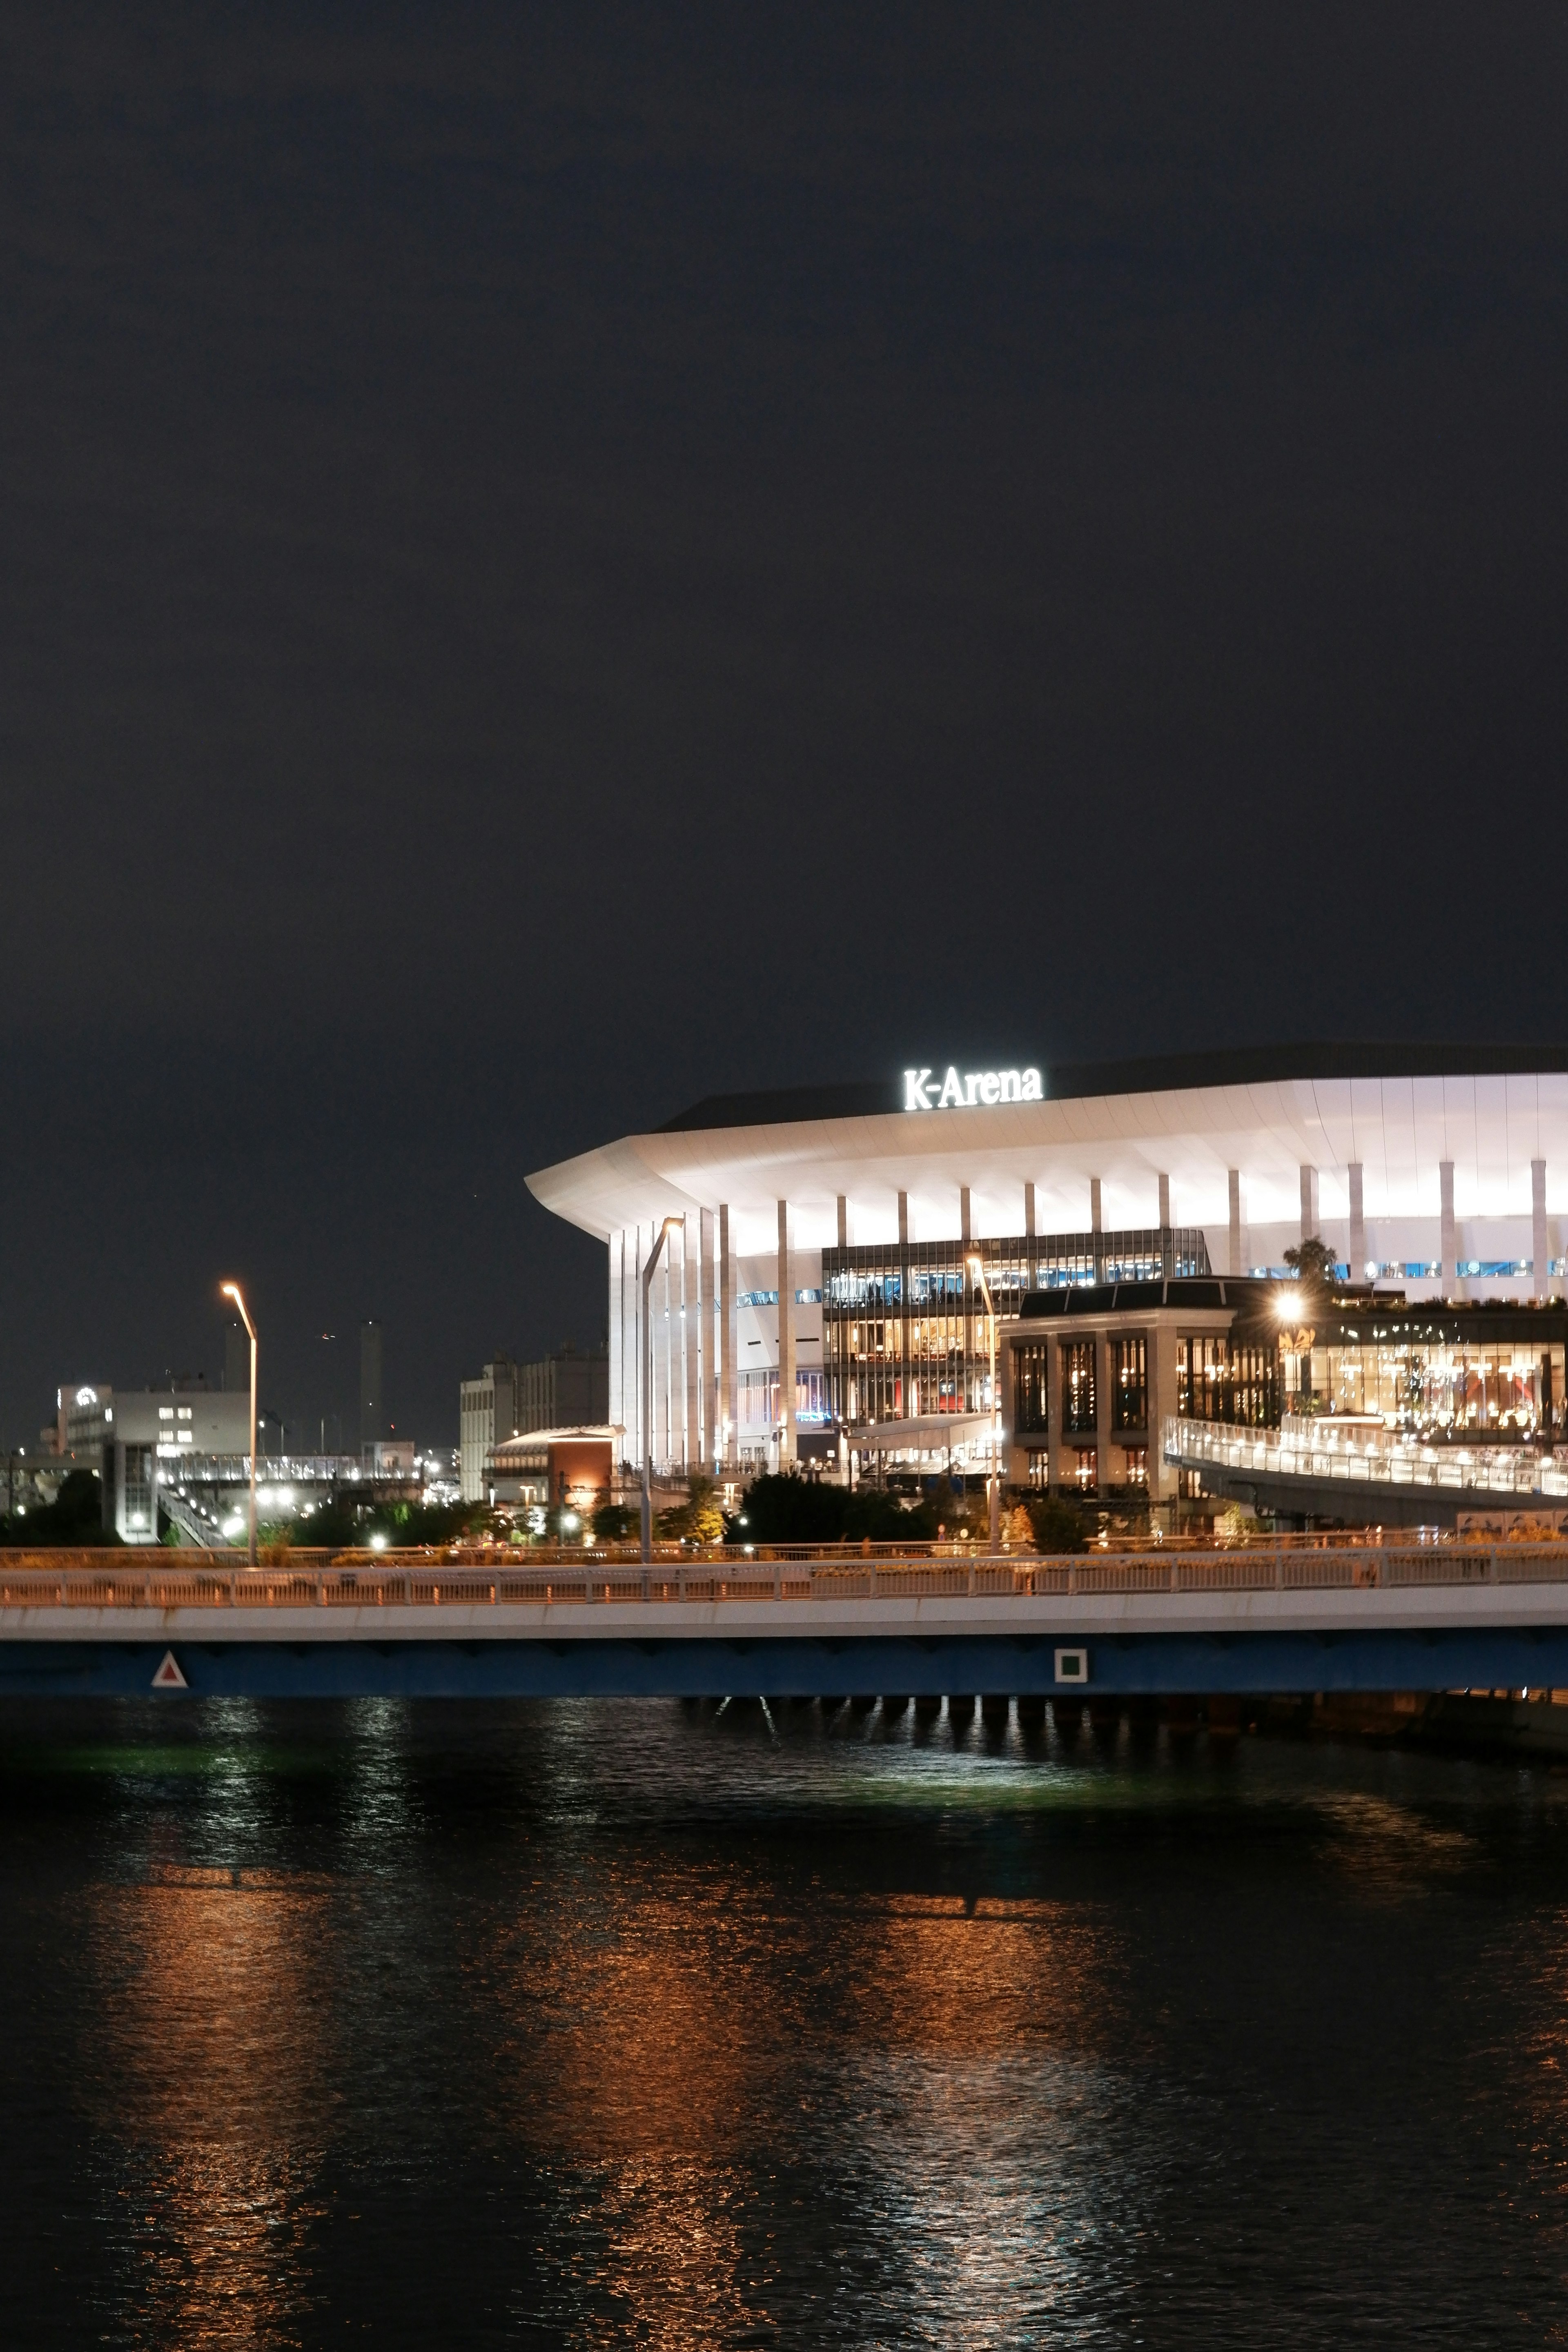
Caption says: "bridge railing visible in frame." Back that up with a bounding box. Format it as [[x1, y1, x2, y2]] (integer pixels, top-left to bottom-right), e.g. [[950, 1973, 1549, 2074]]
[[4, 1546, 1568, 1606]]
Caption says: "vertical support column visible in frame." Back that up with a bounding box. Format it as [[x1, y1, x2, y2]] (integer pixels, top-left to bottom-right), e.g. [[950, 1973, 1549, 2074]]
[[777, 1199, 796, 1467], [700, 1207, 716, 1470], [683, 1216, 700, 1472], [628, 1226, 643, 1471], [898, 1190, 911, 1419], [1440, 1160, 1457, 1296], [1348, 1163, 1367, 1282], [719, 1204, 736, 1471], [1047, 1333, 1063, 1496], [960, 1185, 973, 1412], [1024, 1180, 1036, 1292], [1090, 1177, 1104, 1283], [833, 1195, 850, 1445], [1158, 1172, 1172, 1278], [1300, 1164, 1319, 1244], [607, 1235, 621, 1458], [1535, 1159, 1549, 1301], [1150, 1320, 1181, 1509], [660, 1245, 673, 1471], [1228, 1169, 1242, 1280]]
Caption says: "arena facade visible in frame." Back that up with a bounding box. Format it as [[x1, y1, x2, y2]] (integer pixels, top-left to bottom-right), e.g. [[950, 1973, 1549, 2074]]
[[525, 1045, 1568, 1504]]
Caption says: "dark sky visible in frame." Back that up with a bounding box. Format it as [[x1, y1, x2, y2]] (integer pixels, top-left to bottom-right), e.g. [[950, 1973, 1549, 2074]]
[[3, 4, 1566, 1448]]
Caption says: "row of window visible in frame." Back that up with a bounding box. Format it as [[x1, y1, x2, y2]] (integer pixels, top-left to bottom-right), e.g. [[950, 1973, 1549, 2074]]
[[1286, 1339, 1565, 1436], [1252, 1261, 1567, 1282], [1014, 1338, 1150, 1435], [737, 1369, 831, 1427], [1013, 1334, 1280, 1435], [1022, 1446, 1150, 1493]]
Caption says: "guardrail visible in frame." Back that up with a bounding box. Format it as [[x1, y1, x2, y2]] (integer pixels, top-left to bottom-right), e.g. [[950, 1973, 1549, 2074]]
[[1, 1547, 1567, 1608], [1163, 1414, 1568, 1501]]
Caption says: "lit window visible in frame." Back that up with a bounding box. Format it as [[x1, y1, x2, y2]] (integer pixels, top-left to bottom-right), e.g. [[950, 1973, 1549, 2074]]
[[158, 1406, 174, 1420], [177, 1406, 193, 1420]]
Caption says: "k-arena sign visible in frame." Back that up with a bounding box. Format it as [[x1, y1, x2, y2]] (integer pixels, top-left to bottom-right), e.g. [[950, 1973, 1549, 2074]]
[[904, 1065, 1043, 1111]]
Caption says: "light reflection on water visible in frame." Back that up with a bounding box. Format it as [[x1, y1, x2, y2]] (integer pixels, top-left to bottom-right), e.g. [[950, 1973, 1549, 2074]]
[[3, 1697, 1568, 2346]]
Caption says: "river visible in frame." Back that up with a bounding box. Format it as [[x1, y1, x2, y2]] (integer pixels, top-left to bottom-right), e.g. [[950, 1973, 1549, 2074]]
[[1, 1695, 1565, 2346]]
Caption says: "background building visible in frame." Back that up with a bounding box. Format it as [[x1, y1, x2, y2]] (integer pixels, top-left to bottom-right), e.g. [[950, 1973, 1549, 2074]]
[[458, 1347, 610, 1502], [459, 1356, 522, 1501], [359, 1319, 383, 1454]]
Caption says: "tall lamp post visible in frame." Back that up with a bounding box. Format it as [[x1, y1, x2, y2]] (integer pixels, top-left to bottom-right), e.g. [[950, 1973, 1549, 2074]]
[[221, 1282, 258, 1568], [966, 1254, 1001, 1551], [641, 1217, 682, 1562]]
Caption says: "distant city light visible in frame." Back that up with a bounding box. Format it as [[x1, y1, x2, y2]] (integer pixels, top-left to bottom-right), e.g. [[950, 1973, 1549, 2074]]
[[369, 1531, 388, 1552]]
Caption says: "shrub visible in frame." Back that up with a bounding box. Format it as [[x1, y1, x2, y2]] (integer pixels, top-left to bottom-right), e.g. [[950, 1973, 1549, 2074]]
[[735, 1472, 936, 1545], [590, 1500, 637, 1541], [1025, 1492, 1089, 1554]]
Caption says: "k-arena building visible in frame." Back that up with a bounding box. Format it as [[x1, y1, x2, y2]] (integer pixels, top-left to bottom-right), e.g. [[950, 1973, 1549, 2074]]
[[526, 1046, 1568, 1513]]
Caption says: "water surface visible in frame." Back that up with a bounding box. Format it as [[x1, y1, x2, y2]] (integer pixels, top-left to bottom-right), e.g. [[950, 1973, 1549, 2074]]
[[2, 1696, 1566, 2346]]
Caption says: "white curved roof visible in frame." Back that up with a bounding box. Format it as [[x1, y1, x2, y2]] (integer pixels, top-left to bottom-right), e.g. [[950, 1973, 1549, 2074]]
[[526, 1056, 1568, 1256]]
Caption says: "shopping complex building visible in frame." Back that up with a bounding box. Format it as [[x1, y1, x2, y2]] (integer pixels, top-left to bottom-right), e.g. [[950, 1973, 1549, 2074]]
[[526, 1045, 1568, 1523]]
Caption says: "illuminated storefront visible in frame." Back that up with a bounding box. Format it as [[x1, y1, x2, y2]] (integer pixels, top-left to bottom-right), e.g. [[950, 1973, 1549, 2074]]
[[1286, 1305, 1568, 1440]]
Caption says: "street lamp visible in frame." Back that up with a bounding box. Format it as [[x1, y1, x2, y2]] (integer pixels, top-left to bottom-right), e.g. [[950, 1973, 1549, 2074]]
[[641, 1217, 683, 1561], [220, 1282, 258, 1567], [966, 1254, 1001, 1551]]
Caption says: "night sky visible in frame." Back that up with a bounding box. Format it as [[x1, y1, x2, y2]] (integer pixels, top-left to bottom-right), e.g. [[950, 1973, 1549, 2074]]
[[3, 5, 1566, 1449]]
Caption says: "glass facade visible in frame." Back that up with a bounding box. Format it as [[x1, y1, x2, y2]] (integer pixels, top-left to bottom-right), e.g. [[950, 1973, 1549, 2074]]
[[1294, 1335, 1566, 1439], [824, 1228, 1209, 1427], [1061, 1340, 1098, 1434], [1013, 1340, 1050, 1436], [739, 1368, 830, 1435], [1111, 1336, 1147, 1431], [1176, 1334, 1280, 1428]]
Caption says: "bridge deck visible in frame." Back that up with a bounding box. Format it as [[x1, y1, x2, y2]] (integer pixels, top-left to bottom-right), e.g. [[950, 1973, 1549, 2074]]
[[0, 1548, 1566, 1697]]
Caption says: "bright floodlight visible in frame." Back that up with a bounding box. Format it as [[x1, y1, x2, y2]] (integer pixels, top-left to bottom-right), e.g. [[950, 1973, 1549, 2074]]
[[369, 1531, 388, 1552], [1274, 1288, 1301, 1317]]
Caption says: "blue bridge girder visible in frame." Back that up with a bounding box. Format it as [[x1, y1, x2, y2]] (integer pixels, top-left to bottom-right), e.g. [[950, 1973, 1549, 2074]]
[[1, 1626, 1567, 1700], [2, 1553, 1568, 1696]]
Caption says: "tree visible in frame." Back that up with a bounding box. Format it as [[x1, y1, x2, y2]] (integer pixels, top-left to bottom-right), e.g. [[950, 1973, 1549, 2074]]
[[0, 1468, 116, 1549], [1025, 1492, 1089, 1555], [590, 1500, 637, 1541], [733, 1472, 936, 1544], [1283, 1234, 1339, 1302], [657, 1474, 726, 1543]]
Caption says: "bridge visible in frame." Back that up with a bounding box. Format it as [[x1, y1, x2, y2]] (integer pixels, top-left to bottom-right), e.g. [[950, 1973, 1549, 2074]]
[[1163, 1414, 1568, 1529], [2, 1543, 1567, 1699]]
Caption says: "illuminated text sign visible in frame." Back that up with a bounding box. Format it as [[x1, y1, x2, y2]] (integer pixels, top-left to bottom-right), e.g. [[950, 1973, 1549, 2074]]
[[903, 1065, 1043, 1111]]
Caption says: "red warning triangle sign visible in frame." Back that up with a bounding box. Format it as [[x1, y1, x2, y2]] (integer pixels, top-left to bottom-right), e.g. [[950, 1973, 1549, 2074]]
[[152, 1650, 187, 1690]]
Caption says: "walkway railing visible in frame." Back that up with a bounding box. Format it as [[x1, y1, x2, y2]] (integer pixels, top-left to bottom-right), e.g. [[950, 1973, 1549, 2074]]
[[1163, 1415, 1568, 1502], [2, 1546, 1567, 1608]]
